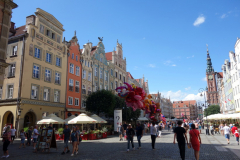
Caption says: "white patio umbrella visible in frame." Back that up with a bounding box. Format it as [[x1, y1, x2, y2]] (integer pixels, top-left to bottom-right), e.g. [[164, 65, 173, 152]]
[[68, 113, 97, 131], [37, 113, 66, 124], [64, 115, 76, 122], [90, 114, 107, 123]]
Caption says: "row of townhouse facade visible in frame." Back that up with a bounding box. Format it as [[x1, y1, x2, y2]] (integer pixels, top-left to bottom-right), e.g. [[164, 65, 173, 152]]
[[0, 8, 151, 133], [206, 38, 240, 114]]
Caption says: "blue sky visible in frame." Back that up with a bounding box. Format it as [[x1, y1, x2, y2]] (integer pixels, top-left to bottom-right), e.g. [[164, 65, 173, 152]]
[[12, 0, 240, 102]]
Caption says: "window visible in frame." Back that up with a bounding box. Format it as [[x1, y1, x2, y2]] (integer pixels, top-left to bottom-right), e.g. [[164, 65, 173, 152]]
[[69, 79, 74, 91], [82, 100, 86, 108], [53, 90, 60, 102], [75, 81, 79, 92], [46, 53, 52, 63], [33, 64, 40, 79], [115, 81, 118, 89], [9, 64, 15, 77], [40, 24, 44, 34], [7, 85, 13, 99], [43, 88, 50, 101], [75, 98, 79, 106], [46, 29, 50, 36], [85, 60, 87, 66], [55, 72, 60, 84], [88, 61, 90, 67], [111, 69, 113, 76], [56, 57, 61, 67], [100, 70, 103, 79], [95, 67, 98, 76], [95, 82, 98, 91], [76, 66, 80, 76], [31, 85, 39, 100], [68, 97, 73, 105], [105, 72, 107, 81], [119, 74, 121, 80], [52, 32, 55, 39], [111, 82, 113, 89], [70, 64, 74, 74], [82, 85, 86, 94], [100, 57, 102, 62], [72, 53, 74, 59], [88, 72, 91, 81], [57, 35, 61, 43], [34, 47, 41, 59], [76, 55, 78, 61], [123, 77, 125, 82], [83, 70, 86, 79], [12, 46, 17, 56], [115, 72, 117, 78], [45, 69, 51, 82]]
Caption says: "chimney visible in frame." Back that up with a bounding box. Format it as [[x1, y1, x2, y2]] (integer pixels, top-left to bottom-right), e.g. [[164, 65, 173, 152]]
[[9, 22, 15, 33], [26, 15, 35, 26]]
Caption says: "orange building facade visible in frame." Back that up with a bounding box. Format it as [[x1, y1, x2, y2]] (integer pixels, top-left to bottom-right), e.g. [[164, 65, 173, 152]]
[[173, 100, 197, 120], [65, 33, 82, 118]]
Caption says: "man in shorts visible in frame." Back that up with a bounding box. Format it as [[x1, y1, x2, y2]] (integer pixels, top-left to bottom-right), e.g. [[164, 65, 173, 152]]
[[61, 124, 71, 155], [10, 126, 16, 144], [223, 124, 230, 144], [33, 125, 39, 150]]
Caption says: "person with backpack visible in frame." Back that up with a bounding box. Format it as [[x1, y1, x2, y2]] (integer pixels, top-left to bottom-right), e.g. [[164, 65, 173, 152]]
[[189, 124, 201, 160], [1, 126, 11, 158], [126, 124, 135, 152]]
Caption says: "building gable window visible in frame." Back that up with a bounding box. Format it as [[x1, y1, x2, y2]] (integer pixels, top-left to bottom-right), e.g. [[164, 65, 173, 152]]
[[33, 64, 40, 79], [54, 90, 60, 102], [31, 85, 39, 100], [69, 79, 74, 91], [119, 74, 121, 80], [115, 72, 117, 78], [115, 81, 118, 89], [76, 55, 78, 61], [123, 76, 125, 82], [40, 24, 44, 34], [76, 66, 80, 76], [83, 70, 86, 79], [95, 82, 98, 91], [88, 87, 91, 95], [7, 85, 13, 99], [111, 69, 113, 76], [95, 67, 98, 77], [75, 98, 79, 106], [43, 88, 50, 101], [57, 35, 61, 43], [72, 53, 74, 59], [85, 60, 87, 66], [46, 53, 52, 63], [68, 97, 73, 105], [88, 61, 90, 67], [34, 47, 41, 59], [52, 32, 55, 40], [100, 70, 103, 79], [46, 29, 50, 37], [55, 72, 61, 84], [88, 72, 91, 81], [70, 63, 74, 74], [105, 72, 107, 81], [8, 64, 15, 77], [45, 69, 51, 82], [75, 81, 79, 92], [82, 85, 86, 94], [12, 46, 17, 56], [56, 57, 61, 67]]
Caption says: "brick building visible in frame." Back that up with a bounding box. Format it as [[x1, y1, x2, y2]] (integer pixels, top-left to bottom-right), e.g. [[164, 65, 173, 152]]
[[173, 100, 197, 120]]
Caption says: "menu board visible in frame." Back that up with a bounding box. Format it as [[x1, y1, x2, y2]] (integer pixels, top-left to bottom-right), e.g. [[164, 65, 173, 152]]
[[36, 129, 57, 151]]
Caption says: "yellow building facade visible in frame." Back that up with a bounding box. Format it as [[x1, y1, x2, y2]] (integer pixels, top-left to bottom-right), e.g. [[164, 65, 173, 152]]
[[0, 8, 67, 134]]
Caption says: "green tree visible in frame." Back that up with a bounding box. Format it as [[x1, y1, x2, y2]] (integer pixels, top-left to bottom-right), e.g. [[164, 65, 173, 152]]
[[86, 90, 115, 116], [204, 105, 220, 116]]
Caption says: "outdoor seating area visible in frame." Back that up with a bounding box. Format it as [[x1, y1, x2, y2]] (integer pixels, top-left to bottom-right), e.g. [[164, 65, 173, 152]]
[[203, 113, 240, 127]]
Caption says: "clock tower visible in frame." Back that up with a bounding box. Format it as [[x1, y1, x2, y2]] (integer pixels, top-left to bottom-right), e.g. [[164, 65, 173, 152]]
[[206, 46, 219, 105]]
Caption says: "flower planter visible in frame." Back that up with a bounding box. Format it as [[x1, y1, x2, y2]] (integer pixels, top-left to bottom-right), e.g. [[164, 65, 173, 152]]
[[81, 134, 89, 140], [97, 133, 102, 139], [55, 134, 59, 140], [102, 132, 107, 138], [88, 133, 97, 140]]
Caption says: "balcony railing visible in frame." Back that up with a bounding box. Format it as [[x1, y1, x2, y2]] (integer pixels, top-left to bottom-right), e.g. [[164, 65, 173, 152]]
[[69, 86, 73, 91], [8, 72, 15, 77], [45, 76, 51, 82], [75, 87, 79, 92], [82, 89, 86, 94]]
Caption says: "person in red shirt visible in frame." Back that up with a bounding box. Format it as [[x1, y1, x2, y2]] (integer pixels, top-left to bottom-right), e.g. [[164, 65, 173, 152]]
[[234, 130, 239, 145], [231, 124, 238, 137]]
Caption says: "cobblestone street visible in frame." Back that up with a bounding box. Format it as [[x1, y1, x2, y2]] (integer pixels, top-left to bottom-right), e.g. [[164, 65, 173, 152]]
[[1, 129, 240, 160]]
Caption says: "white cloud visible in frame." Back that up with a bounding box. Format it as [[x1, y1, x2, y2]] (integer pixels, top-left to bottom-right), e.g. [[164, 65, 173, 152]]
[[193, 15, 205, 26], [183, 92, 205, 103], [202, 77, 207, 81], [148, 64, 156, 68], [134, 66, 138, 70], [187, 55, 195, 59], [172, 64, 176, 67], [164, 60, 176, 67], [221, 14, 227, 19], [185, 87, 191, 91]]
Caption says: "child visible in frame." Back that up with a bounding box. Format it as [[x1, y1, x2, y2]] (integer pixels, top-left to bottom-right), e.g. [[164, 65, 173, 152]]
[[234, 130, 239, 145], [19, 129, 26, 148]]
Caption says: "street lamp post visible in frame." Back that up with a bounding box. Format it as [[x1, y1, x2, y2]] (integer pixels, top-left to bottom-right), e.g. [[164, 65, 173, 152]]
[[199, 88, 210, 135]]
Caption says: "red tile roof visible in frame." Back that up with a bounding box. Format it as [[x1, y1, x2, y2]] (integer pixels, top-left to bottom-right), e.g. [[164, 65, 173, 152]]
[[105, 51, 116, 61], [127, 72, 134, 79], [9, 25, 26, 38], [218, 72, 223, 78], [172, 100, 196, 108]]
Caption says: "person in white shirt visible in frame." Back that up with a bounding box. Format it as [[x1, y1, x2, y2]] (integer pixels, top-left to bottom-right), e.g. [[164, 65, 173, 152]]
[[150, 122, 157, 149], [10, 127, 16, 144], [33, 125, 39, 150], [223, 124, 230, 144]]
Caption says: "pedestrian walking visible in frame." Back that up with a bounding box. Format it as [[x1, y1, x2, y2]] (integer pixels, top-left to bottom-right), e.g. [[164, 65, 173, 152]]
[[158, 123, 162, 137], [70, 126, 79, 156], [231, 124, 238, 137], [1, 126, 11, 158], [26, 126, 33, 146], [223, 124, 231, 144], [150, 122, 157, 150], [168, 122, 171, 132], [2, 124, 7, 136], [173, 121, 189, 160], [123, 122, 128, 140], [10, 126, 16, 144], [117, 123, 123, 141], [126, 124, 135, 152], [61, 124, 71, 155], [234, 130, 239, 145], [210, 124, 214, 135], [135, 123, 143, 149], [33, 125, 39, 151], [19, 129, 26, 148], [198, 124, 202, 134], [189, 124, 201, 160]]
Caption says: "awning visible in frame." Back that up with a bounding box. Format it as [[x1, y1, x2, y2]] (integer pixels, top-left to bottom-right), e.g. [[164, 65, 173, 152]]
[[37, 114, 66, 124]]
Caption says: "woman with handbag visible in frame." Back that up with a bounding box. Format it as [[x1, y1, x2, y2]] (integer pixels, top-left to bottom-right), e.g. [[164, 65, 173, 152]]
[[189, 124, 201, 160], [2, 126, 11, 158]]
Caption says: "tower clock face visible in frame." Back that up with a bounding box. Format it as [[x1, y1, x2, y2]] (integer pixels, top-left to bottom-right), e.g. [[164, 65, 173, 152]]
[[208, 75, 213, 80]]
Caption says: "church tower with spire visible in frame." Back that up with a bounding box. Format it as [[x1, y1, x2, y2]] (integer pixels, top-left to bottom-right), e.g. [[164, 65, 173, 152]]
[[206, 45, 218, 105]]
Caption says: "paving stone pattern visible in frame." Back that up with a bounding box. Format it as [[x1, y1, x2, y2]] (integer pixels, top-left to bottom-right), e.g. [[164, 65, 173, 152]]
[[1, 129, 239, 160]]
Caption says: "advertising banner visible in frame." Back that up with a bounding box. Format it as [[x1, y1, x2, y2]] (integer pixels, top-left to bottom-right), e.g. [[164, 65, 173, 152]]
[[114, 110, 122, 131]]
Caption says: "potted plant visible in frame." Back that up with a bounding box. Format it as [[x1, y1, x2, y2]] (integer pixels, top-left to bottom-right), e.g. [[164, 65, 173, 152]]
[[58, 128, 64, 140], [102, 127, 108, 138], [82, 131, 89, 140], [88, 130, 97, 140], [97, 130, 103, 139]]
